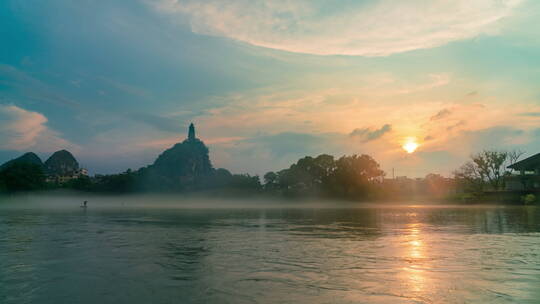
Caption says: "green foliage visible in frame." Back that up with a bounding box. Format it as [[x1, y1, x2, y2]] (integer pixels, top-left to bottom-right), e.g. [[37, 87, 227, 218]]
[[472, 151, 508, 190], [454, 150, 512, 193], [265, 154, 385, 199], [263, 171, 278, 192], [63, 176, 93, 191], [0, 162, 46, 193], [422, 174, 454, 197], [226, 174, 261, 190], [0, 178, 7, 193], [69, 167, 262, 194], [454, 162, 484, 194], [327, 154, 385, 199], [93, 170, 138, 193], [522, 194, 536, 205]]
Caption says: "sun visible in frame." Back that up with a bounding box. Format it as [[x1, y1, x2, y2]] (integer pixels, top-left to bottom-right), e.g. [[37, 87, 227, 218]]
[[402, 140, 419, 154]]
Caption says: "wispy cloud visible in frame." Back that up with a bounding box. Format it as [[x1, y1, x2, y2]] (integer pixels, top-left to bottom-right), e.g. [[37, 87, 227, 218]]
[[518, 112, 540, 117], [98, 77, 152, 99], [350, 124, 392, 143], [129, 112, 184, 133], [151, 0, 523, 56], [0, 105, 78, 152], [0, 64, 82, 108], [430, 109, 452, 121]]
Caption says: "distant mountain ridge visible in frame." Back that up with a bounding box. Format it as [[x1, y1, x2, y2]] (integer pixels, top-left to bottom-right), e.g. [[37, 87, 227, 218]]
[[0, 124, 218, 190], [45, 150, 79, 176], [0, 150, 81, 177], [0, 152, 45, 170], [0, 123, 250, 192], [0, 123, 268, 194], [0, 124, 215, 185]]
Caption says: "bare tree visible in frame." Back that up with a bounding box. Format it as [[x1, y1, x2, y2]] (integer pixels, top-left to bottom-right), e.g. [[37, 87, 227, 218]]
[[507, 149, 525, 170], [454, 150, 526, 193], [454, 161, 484, 193]]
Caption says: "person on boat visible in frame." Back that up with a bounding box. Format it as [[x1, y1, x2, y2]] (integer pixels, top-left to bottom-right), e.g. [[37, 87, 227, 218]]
[[83, 201, 87, 207]]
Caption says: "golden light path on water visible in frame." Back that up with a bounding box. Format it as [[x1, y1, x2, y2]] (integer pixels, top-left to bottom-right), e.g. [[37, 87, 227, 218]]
[[404, 220, 427, 297]]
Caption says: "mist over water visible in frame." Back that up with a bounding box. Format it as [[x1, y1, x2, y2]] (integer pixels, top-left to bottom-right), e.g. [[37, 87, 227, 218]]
[[1, 195, 539, 303]]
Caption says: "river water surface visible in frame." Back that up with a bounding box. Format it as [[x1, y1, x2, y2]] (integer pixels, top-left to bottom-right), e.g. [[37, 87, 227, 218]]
[[1, 198, 539, 303]]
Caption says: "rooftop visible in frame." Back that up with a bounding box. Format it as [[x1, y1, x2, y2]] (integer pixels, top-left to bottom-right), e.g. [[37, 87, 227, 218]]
[[508, 153, 540, 171]]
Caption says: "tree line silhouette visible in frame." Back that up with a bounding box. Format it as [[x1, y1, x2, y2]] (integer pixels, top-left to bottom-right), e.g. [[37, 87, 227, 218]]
[[0, 149, 533, 203]]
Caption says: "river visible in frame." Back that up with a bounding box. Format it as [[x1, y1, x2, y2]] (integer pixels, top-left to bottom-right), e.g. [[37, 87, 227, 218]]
[[1, 197, 539, 303]]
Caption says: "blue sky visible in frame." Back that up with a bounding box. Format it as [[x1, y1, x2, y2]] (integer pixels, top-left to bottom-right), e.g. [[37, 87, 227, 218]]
[[1, 0, 540, 177]]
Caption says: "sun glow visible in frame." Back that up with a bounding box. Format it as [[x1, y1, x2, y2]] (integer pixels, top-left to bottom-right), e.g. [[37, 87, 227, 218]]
[[402, 140, 419, 153]]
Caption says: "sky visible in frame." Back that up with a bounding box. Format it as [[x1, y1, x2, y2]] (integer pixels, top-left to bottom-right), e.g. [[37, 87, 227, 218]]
[[1, 0, 540, 177]]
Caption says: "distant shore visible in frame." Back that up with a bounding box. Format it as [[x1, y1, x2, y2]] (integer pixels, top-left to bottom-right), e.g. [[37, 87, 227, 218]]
[[1, 189, 536, 207]]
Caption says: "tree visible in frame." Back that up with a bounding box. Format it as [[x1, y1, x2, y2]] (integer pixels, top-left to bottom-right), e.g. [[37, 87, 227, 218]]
[[423, 173, 454, 197], [265, 153, 384, 199], [227, 174, 261, 191], [263, 171, 278, 191], [268, 154, 337, 196], [64, 176, 93, 191], [0, 163, 46, 193], [327, 154, 385, 199], [507, 150, 525, 168], [472, 151, 508, 190], [454, 150, 515, 192], [93, 170, 138, 193]]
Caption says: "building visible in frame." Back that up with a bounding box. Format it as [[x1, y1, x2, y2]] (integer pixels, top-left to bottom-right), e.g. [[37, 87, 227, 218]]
[[78, 168, 89, 176], [507, 153, 540, 190], [46, 167, 89, 184]]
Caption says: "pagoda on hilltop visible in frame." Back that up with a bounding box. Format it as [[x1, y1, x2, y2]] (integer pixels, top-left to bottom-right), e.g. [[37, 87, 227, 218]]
[[149, 123, 213, 186], [188, 122, 196, 141]]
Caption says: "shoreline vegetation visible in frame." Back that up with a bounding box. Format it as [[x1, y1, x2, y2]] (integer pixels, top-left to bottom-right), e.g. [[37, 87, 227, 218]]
[[0, 125, 537, 205]]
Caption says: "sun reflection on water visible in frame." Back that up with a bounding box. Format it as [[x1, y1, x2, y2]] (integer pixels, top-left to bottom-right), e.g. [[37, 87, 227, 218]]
[[404, 222, 427, 294]]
